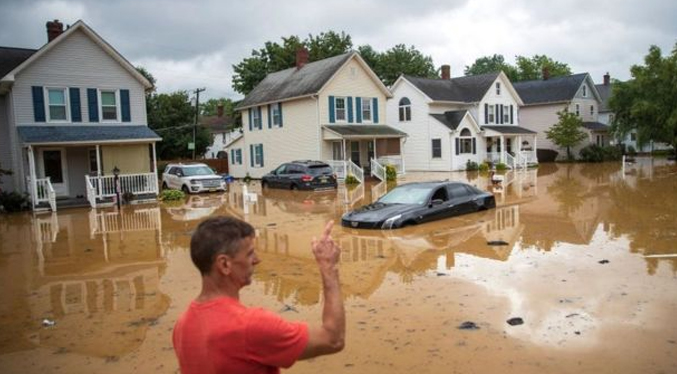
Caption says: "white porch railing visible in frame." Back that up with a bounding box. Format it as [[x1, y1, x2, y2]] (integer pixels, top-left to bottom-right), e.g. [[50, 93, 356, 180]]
[[371, 181, 388, 202], [347, 160, 364, 184], [486, 152, 502, 165], [505, 152, 517, 169], [370, 158, 385, 181], [325, 160, 347, 180], [85, 173, 158, 208], [27, 177, 57, 211], [85, 175, 97, 208], [377, 155, 405, 174]]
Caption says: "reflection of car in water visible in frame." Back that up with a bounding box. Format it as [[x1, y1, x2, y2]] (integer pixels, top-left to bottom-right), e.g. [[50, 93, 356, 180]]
[[166, 194, 226, 221], [261, 188, 338, 214], [341, 181, 495, 229]]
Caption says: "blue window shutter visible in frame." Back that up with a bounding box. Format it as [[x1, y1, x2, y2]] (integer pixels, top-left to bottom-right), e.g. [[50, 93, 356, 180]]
[[278, 103, 283, 127], [69, 88, 81, 122], [230, 149, 234, 164], [259, 144, 264, 167], [455, 138, 460, 155], [32, 86, 45, 122], [328, 96, 335, 123], [120, 89, 131, 122], [250, 144, 254, 167], [494, 104, 499, 124], [87, 88, 99, 122], [257, 107, 262, 129], [510, 105, 514, 124], [500, 105, 504, 124], [248, 109, 253, 131], [484, 103, 488, 124], [347, 97, 353, 123], [267, 104, 272, 128], [472, 138, 476, 154], [373, 98, 379, 123], [355, 97, 362, 123]]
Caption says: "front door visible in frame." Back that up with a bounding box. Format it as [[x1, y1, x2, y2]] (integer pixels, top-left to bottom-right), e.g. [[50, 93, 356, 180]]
[[40, 148, 69, 196], [350, 141, 360, 166]]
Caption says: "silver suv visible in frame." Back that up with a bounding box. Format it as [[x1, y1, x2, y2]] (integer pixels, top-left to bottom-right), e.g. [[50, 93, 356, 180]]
[[161, 163, 226, 194]]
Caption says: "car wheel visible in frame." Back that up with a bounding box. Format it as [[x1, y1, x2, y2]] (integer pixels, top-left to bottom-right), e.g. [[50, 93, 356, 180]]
[[291, 184, 298, 191], [261, 181, 268, 189], [181, 185, 190, 194], [162, 182, 168, 190]]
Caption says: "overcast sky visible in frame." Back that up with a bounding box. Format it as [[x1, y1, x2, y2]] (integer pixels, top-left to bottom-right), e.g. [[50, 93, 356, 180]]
[[1, 0, 675, 100]]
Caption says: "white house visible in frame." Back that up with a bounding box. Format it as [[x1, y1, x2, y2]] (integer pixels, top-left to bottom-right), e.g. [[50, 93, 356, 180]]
[[513, 72, 609, 161], [388, 66, 535, 171], [0, 20, 160, 211], [201, 104, 240, 159], [229, 49, 405, 182]]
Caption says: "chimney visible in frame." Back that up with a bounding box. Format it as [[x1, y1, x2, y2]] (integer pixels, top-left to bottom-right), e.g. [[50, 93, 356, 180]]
[[542, 66, 550, 80], [46, 19, 64, 42], [217, 103, 224, 118], [441, 65, 451, 80], [603, 72, 610, 86], [296, 47, 309, 69]]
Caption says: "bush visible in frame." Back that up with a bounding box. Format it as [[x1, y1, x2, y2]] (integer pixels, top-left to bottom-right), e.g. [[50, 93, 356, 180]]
[[579, 145, 605, 162], [385, 165, 397, 182], [243, 173, 252, 185], [478, 162, 490, 172], [0, 191, 30, 212], [159, 189, 185, 201], [465, 160, 479, 171], [602, 146, 622, 161], [344, 174, 359, 185], [495, 163, 508, 171]]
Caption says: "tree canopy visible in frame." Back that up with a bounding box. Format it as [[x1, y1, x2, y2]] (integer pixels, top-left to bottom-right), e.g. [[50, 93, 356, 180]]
[[608, 43, 677, 153], [545, 110, 588, 160], [232, 31, 437, 95], [464, 54, 572, 81]]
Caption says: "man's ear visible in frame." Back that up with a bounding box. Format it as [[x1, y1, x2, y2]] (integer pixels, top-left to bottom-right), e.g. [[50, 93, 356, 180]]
[[214, 253, 232, 276]]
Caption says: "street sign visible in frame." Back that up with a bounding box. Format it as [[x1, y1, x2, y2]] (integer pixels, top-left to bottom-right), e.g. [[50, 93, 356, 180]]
[[187, 142, 195, 150]]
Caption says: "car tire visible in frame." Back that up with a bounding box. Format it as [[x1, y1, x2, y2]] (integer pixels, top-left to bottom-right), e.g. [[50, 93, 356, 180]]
[[290, 184, 298, 191], [162, 182, 168, 190], [181, 185, 190, 194], [261, 181, 268, 189]]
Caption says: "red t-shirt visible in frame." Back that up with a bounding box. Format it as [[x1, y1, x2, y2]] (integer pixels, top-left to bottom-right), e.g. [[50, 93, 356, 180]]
[[173, 296, 309, 374]]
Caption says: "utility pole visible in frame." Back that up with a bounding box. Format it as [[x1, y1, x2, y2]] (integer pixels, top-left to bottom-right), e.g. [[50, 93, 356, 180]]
[[192, 87, 206, 159]]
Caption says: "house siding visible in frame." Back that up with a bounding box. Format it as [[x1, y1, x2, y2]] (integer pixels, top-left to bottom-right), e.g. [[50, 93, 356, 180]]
[[225, 137, 247, 178], [518, 103, 567, 152], [101, 144, 151, 175], [0, 95, 15, 191], [478, 76, 521, 126], [12, 29, 147, 126]]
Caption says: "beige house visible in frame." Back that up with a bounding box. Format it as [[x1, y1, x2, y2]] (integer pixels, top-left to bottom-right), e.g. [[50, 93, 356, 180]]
[[513, 72, 609, 161], [229, 49, 405, 182], [0, 20, 160, 211]]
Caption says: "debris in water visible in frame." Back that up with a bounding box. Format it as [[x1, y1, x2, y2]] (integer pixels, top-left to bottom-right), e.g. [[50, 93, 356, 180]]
[[280, 304, 298, 313], [506, 317, 524, 326], [42, 319, 56, 327], [458, 321, 480, 330], [436, 272, 448, 276], [487, 240, 509, 246], [598, 259, 610, 264]]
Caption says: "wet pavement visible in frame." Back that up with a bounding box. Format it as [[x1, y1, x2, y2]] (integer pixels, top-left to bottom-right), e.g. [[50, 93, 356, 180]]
[[1, 158, 676, 373]]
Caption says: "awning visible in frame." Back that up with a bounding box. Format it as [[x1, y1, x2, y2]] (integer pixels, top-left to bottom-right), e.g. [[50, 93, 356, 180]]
[[17, 125, 161, 145], [481, 126, 537, 136], [582, 122, 609, 132], [323, 125, 407, 140]]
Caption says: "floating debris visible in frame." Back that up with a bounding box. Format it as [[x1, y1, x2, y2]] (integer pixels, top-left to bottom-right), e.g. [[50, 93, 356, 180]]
[[280, 304, 298, 313], [487, 240, 509, 246], [42, 319, 56, 327], [598, 259, 610, 264], [458, 321, 480, 330], [506, 317, 524, 326]]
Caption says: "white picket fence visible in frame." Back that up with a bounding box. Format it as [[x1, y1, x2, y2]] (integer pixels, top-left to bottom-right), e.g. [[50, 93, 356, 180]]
[[85, 173, 158, 208], [27, 177, 57, 211]]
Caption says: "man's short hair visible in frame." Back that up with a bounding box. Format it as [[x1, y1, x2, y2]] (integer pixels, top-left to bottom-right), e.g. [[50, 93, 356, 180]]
[[190, 216, 255, 275]]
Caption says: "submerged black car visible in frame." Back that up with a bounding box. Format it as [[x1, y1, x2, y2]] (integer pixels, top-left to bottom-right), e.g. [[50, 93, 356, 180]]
[[341, 181, 495, 229], [261, 160, 338, 191]]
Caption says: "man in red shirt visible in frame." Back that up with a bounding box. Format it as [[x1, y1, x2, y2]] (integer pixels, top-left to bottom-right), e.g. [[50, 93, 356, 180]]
[[173, 216, 345, 373]]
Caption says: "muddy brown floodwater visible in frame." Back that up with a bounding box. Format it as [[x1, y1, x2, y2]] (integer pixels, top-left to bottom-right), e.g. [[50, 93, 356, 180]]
[[1, 159, 676, 374]]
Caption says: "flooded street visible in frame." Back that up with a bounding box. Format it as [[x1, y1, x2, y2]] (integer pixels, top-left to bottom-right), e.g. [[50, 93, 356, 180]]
[[1, 159, 676, 374]]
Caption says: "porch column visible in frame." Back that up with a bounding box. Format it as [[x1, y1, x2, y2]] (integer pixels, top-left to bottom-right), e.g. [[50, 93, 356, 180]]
[[152, 142, 158, 192], [96, 144, 102, 197], [27, 145, 37, 208], [400, 137, 406, 174], [499, 136, 505, 164], [533, 135, 538, 162], [373, 138, 377, 161], [342, 139, 346, 161]]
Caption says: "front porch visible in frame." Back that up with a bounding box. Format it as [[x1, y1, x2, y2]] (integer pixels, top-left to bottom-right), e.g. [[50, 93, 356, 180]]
[[482, 126, 539, 169], [322, 125, 407, 183]]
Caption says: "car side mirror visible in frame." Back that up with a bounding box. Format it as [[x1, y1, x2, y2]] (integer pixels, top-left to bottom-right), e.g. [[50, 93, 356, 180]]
[[430, 199, 444, 207]]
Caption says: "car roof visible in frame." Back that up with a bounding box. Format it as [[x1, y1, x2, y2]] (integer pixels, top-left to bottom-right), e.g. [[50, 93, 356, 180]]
[[290, 160, 330, 166], [167, 163, 209, 168]]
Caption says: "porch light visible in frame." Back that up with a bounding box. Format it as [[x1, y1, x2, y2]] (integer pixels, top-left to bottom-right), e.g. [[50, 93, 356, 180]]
[[113, 166, 120, 176]]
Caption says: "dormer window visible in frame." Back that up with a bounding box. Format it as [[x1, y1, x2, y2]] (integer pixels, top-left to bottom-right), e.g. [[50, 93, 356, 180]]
[[496, 82, 501, 95], [398, 97, 411, 121]]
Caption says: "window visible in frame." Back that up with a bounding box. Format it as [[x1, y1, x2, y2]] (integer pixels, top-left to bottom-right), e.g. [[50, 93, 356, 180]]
[[253, 144, 264, 167], [488, 105, 495, 123], [590, 105, 594, 116], [350, 141, 360, 165], [88, 149, 98, 174], [100, 90, 118, 121], [361, 98, 372, 122], [335, 97, 346, 122], [231, 148, 243, 165], [431, 139, 442, 158], [503, 105, 510, 123], [496, 82, 501, 95], [582, 85, 587, 97], [609, 114, 614, 123], [630, 132, 637, 141], [459, 128, 473, 154], [272, 103, 281, 127], [398, 97, 411, 121], [252, 107, 261, 129], [332, 142, 343, 160], [575, 104, 580, 116], [47, 88, 68, 121]]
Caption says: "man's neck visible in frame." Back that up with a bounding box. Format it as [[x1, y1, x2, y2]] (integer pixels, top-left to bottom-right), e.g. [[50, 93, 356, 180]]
[[196, 275, 239, 303]]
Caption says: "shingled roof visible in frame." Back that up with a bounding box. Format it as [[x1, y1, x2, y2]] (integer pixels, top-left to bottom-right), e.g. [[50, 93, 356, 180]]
[[512, 73, 589, 105], [0, 47, 36, 78], [582, 122, 609, 132], [430, 110, 468, 130], [236, 52, 355, 109], [403, 73, 500, 102], [595, 83, 612, 112], [17, 126, 161, 144]]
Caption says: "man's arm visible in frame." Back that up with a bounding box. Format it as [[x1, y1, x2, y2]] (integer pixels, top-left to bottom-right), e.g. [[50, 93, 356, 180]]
[[298, 220, 345, 359]]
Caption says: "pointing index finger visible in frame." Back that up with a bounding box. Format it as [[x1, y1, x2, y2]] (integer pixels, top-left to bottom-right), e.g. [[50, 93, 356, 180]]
[[321, 220, 334, 240]]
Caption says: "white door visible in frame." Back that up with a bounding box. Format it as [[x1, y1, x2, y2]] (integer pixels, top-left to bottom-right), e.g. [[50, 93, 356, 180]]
[[39, 148, 69, 196]]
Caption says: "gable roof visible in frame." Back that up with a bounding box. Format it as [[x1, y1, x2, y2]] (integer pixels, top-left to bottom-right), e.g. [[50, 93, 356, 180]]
[[595, 83, 612, 112], [0, 20, 152, 91], [236, 52, 390, 110], [200, 114, 234, 133], [17, 125, 160, 145], [513, 73, 597, 105], [430, 110, 468, 130], [402, 72, 500, 103], [0, 47, 36, 79]]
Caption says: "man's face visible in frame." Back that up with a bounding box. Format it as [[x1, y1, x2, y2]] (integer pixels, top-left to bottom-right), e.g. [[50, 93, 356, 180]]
[[228, 236, 260, 287]]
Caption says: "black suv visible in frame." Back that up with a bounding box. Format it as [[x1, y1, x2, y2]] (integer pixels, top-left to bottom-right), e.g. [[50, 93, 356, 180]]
[[261, 160, 337, 191]]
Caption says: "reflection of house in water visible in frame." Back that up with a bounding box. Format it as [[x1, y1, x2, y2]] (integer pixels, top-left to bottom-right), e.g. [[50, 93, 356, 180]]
[[10, 207, 170, 357]]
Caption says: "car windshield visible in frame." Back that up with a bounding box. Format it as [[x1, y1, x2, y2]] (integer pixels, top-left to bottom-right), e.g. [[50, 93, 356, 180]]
[[182, 166, 215, 176], [378, 184, 432, 205], [307, 165, 333, 175]]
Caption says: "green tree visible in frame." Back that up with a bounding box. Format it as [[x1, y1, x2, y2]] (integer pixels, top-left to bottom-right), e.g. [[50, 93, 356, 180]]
[[136, 66, 156, 94], [147, 91, 211, 160], [372, 44, 437, 86], [464, 54, 519, 81], [465, 54, 571, 81], [609, 43, 677, 154], [545, 110, 588, 160]]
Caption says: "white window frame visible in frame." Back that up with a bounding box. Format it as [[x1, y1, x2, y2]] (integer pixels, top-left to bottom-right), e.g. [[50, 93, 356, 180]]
[[98, 89, 120, 122], [431, 138, 442, 159], [361, 97, 372, 122], [335, 97, 346, 122], [496, 82, 501, 95], [272, 103, 282, 127], [398, 98, 411, 122], [488, 105, 495, 123], [503, 105, 510, 123], [252, 107, 261, 130], [253, 144, 263, 168], [459, 128, 473, 154], [45, 87, 70, 122], [575, 104, 580, 116]]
